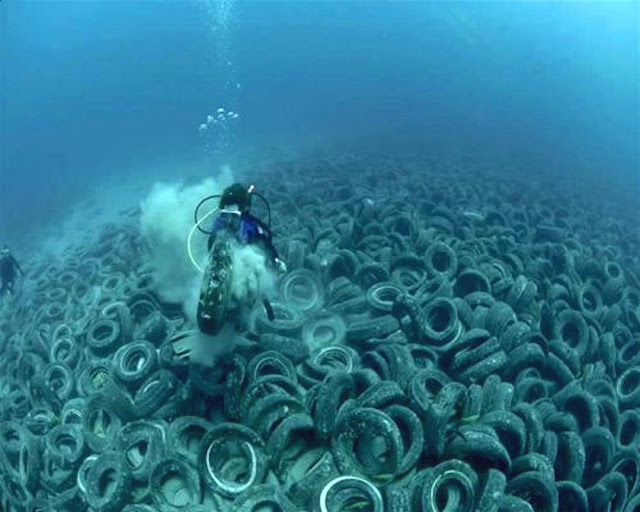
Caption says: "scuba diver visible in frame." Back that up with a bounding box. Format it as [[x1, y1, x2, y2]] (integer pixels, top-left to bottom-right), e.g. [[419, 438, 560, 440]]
[[0, 246, 23, 298], [206, 183, 285, 272], [172, 183, 286, 360]]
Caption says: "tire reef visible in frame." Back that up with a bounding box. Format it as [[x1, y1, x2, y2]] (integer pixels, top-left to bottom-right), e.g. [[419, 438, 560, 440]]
[[0, 154, 639, 511]]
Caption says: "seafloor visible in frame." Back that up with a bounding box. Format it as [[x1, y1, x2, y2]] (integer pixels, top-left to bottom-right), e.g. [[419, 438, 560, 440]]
[[1, 153, 639, 512]]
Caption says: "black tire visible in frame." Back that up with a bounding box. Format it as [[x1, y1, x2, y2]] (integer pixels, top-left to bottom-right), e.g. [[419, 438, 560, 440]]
[[331, 407, 404, 480], [77, 359, 116, 397], [421, 460, 478, 512], [0, 421, 40, 491], [116, 419, 167, 481], [149, 456, 202, 509], [233, 484, 296, 512], [34, 362, 75, 411], [84, 451, 132, 512], [83, 392, 134, 453], [0, 473, 35, 512], [86, 318, 123, 357], [167, 416, 213, 467], [133, 370, 180, 419], [48, 336, 82, 368], [266, 413, 315, 473], [258, 333, 309, 364], [197, 240, 232, 336], [24, 407, 57, 435], [112, 339, 158, 390], [44, 424, 86, 470], [60, 398, 86, 426], [199, 423, 268, 498]]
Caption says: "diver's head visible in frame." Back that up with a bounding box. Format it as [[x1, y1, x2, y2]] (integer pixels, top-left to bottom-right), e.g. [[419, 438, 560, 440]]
[[219, 183, 254, 214], [0, 246, 9, 257]]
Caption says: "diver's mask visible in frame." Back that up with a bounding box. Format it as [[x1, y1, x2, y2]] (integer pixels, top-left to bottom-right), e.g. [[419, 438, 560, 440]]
[[221, 204, 241, 215]]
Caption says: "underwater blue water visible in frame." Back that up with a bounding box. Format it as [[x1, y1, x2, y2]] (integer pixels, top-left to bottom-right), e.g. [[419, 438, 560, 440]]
[[1, 3, 640, 510], [0, 1, 638, 246]]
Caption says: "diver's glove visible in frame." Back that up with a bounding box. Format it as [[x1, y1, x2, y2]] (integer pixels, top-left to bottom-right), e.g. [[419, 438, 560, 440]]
[[275, 257, 288, 275]]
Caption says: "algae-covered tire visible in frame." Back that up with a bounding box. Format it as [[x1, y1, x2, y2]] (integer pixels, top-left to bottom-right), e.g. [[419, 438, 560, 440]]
[[149, 456, 202, 510], [197, 241, 233, 336], [84, 451, 132, 512]]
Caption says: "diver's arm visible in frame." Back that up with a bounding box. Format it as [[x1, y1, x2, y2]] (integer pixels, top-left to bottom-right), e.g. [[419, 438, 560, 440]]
[[262, 235, 286, 273], [274, 256, 287, 274], [246, 215, 286, 273], [265, 241, 279, 267], [251, 217, 278, 264]]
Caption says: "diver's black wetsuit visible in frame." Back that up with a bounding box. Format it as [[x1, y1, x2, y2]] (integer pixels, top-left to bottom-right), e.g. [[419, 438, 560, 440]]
[[0, 252, 23, 296], [207, 211, 280, 266]]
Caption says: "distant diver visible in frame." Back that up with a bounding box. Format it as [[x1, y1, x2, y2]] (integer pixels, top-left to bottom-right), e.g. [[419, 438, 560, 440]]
[[0, 246, 24, 298]]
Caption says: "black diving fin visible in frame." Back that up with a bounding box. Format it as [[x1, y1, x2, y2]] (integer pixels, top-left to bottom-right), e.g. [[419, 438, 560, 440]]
[[171, 300, 274, 361], [263, 299, 275, 321]]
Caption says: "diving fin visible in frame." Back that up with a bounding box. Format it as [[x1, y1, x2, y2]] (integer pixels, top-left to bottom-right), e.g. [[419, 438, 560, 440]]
[[263, 299, 275, 321]]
